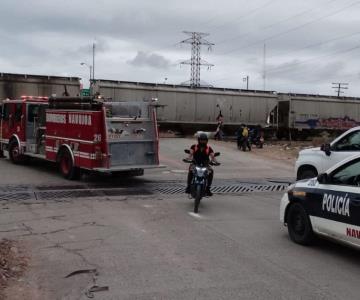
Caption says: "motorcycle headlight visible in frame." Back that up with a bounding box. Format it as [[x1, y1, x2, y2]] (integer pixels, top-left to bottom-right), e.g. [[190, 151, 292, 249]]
[[195, 167, 207, 176]]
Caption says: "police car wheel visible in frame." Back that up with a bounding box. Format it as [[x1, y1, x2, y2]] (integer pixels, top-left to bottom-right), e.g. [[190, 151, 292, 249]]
[[287, 203, 314, 245]]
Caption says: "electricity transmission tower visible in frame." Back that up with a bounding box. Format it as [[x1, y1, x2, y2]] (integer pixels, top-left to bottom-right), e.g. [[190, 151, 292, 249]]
[[332, 82, 349, 97], [180, 31, 214, 87]]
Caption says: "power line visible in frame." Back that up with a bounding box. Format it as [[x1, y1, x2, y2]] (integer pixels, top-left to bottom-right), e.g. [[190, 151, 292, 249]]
[[268, 30, 360, 58], [180, 31, 214, 87], [138, 0, 340, 58], [266, 44, 360, 74], [220, 0, 360, 55], [207, 0, 278, 32], [292, 71, 360, 85], [211, 42, 360, 85], [215, 0, 337, 46]]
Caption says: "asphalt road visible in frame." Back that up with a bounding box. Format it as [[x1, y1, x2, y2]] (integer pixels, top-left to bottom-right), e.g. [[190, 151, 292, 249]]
[[1, 138, 359, 299]]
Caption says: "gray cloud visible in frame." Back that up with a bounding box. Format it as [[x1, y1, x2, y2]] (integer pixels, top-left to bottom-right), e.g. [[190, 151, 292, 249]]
[[127, 51, 172, 69], [1, 0, 360, 95]]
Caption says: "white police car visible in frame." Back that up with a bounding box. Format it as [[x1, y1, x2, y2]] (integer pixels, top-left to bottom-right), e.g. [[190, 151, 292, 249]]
[[281, 154, 360, 248]]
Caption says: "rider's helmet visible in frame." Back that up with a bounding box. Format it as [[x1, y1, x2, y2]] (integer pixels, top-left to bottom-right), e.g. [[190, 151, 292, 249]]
[[198, 133, 208, 147]]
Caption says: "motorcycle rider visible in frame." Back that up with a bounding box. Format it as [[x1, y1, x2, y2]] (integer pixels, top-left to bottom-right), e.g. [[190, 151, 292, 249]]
[[185, 133, 218, 196]]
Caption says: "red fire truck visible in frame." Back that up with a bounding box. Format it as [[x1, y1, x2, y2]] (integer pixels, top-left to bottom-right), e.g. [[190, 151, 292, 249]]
[[0, 96, 161, 179]]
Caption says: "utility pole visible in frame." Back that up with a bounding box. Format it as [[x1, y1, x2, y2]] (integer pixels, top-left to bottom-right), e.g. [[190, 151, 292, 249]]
[[332, 82, 348, 97], [92, 42, 96, 85], [263, 43, 266, 91], [180, 31, 214, 87], [243, 76, 249, 89]]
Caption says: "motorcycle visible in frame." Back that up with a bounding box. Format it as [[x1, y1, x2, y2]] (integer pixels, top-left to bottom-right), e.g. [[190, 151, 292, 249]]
[[249, 130, 264, 149], [183, 150, 220, 213]]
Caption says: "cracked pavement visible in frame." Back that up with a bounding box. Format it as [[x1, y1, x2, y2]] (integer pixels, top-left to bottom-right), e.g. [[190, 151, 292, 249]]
[[1, 139, 360, 299]]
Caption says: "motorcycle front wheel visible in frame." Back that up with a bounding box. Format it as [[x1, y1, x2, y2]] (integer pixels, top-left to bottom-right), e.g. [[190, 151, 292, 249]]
[[194, 185, 202, 213]]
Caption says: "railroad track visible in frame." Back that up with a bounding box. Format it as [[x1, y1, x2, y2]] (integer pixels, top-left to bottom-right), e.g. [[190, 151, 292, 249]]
[[0, 180, 291, 202]]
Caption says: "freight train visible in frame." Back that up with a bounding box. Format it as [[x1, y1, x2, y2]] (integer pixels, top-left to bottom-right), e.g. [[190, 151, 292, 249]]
[[93, 80, 360, 138], [2, 73, 360, 139]]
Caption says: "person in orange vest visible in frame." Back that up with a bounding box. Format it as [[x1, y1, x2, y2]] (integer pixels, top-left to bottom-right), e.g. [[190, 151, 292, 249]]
[[185, 133, 218, 196]]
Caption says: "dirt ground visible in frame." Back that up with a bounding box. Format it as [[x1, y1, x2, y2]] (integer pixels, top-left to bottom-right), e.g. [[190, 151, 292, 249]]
[[160, 131, 325, 166], [0, 239, 28, 300], [250, 141, 316, 165]]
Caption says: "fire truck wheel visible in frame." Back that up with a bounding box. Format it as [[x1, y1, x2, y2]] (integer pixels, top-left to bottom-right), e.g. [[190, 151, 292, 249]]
[[9, 140, 26, 164], [58, 149, 80, 180]]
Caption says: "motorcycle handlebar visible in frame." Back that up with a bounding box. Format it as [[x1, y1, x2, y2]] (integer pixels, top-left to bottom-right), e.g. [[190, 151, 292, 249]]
[[183, 159, 221, 166]]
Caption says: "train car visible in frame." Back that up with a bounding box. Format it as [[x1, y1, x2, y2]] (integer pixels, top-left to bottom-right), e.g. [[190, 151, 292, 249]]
[[93, 80, 279, 133], [0, 72, 80, 99], [274, 93, 360, 139], [3, 74, 360, 139]]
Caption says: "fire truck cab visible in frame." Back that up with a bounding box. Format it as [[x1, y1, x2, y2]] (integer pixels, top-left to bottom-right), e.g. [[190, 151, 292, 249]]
[[0, 96, 161, 179]]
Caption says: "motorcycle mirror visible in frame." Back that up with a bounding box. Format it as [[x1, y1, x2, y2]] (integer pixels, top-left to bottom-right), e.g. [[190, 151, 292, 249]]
[[214, 152, 220, 157], [184, 149, 191, 154]]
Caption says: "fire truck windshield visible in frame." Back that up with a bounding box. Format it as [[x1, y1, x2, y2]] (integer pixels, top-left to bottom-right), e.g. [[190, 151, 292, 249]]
[[105, 102, 149, 119]]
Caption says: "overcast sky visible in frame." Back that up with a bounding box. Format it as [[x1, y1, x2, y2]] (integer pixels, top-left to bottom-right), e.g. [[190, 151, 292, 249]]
[[1, 0, 360, 96]]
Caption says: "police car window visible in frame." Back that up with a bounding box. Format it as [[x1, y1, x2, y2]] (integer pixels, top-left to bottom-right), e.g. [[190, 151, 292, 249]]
[[331, 160, 360, 186], [333, 131, 360, 151]]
